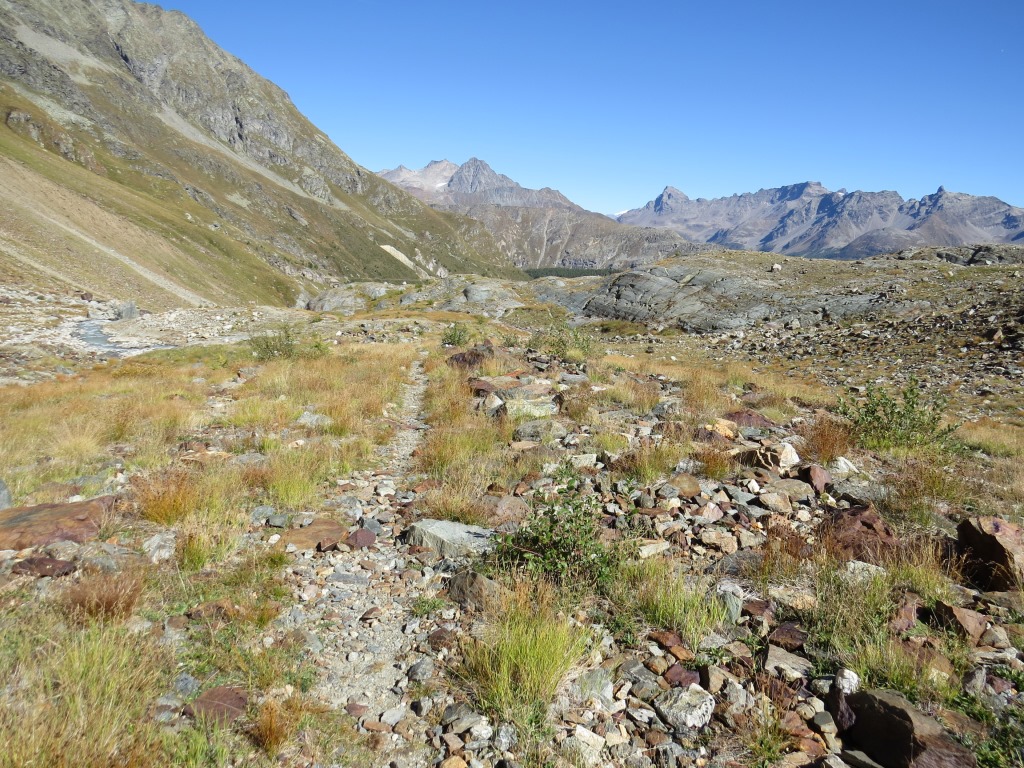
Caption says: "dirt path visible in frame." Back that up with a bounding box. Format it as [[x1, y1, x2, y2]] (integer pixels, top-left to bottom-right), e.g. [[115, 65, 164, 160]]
[[281, 353, 437, 767]]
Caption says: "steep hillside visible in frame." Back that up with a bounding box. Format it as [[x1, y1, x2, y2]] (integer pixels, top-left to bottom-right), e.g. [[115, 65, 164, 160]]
[[0, 0, 518, 309], [380, 158, 711, 269], [620, 182, 1024, 259]]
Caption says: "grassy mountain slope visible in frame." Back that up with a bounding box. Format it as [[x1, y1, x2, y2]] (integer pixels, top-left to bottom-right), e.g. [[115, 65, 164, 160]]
[[0, 0, 519, 308]]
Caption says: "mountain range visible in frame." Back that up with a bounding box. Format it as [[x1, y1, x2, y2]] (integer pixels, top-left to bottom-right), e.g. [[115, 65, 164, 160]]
[[0, 0, 518, 310], [620, 182, 1024, 259], [380, 159, 712, 270]]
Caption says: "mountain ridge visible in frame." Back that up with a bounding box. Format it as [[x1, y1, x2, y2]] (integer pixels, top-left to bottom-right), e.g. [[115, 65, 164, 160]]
[[379, 158, 712, 269], [620, 181, 1024, 259]]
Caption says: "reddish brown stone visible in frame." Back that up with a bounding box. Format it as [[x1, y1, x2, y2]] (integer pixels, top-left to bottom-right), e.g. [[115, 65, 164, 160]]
[[345, 702, 369, 717], [187, 598, 237, 622], [428, 628, 456, 650], [183, 686, 248, 727], [725, 409, 778, 429], [277, 518, 347, 552], [11, 557, 76, 578], [663, 664, 700, 688], [0, 496, 112, 549], [818, 504, 899, 564], [347, 528, 376, 550], [742, 598, 774, 621], [802, 464, 834, 494], [362, 719, 392, 732], [891, 594, 923, 633], [768, 621, 808, 652], [847, 689, 978, 767], [360, 607, 382, 622], [648, 630, 683, 649]]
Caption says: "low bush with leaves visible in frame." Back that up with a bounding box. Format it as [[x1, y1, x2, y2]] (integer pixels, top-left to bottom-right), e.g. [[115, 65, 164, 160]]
[[529, 322, 594, 362], [493, 478, 620, 589], [837, 377, 958, 450], [441, 322, 470, 347]]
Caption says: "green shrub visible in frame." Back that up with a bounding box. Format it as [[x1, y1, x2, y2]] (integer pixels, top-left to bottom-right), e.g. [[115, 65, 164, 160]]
[[441, 323, 470, 347], [493, 479, 619, 589], [837, 377, 958, 450], [529, 323, 594, 362], [247, 325, 299, 360]]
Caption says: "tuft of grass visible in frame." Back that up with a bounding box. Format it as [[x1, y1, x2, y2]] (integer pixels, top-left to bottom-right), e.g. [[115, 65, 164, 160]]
[[459, 583, 590, 727], [880, 453, 978, 530], [799, 416, 853, 464], [250, 696, 309, 756], [746, 716, 793, 768], [0, 612, 170, 767], [694, 445, 736, 481], [611, 558, 728, 650], [614, 439, 683, 483], [62, 570, 144, 623]]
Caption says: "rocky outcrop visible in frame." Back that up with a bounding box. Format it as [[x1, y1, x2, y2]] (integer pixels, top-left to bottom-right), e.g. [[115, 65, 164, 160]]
[[620, 182, 1024, 259]]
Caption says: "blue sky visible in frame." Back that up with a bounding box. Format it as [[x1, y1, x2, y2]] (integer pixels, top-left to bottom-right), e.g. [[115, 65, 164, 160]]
[[159, 0, 1023, 214]]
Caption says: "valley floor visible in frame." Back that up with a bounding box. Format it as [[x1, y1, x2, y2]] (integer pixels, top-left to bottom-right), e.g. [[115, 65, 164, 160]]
[[0, 294, 1022, 768]]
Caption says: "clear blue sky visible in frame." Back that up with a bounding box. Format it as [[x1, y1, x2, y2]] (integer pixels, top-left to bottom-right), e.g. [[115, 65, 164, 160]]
[[158, 0, 1023, 214]]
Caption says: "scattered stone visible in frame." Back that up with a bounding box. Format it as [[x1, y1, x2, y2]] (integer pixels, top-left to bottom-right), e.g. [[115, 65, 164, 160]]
[[765, 644, 814, 682], [183, 686, 248, 727], [932, 602, 988, 646], [346, 528, 376, 550], [11, 556, 76, 578], [447, 569, 508, 612], [277, 518, 347, 552], [142, 531, 176, 564], [653, 684, 716, 730], [0, 479, 10, 511], [958, 517, 1024, 591]]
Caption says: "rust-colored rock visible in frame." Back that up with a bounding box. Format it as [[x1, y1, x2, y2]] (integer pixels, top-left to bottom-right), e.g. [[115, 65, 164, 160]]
[[769, 621, 808, 652], [277, 518, 347, 552], [801, 464, 834, 494], [663, 664, 700, 688], [818, 504, 899, 564], [648, 630, 683, 649], [183, 686, 248, 727], [11, 557, 76, 578], [0, 496, 112, 550], [725, 409, 778, 429], [957, 517, 1024, 591], [346, 528, 376, 550]]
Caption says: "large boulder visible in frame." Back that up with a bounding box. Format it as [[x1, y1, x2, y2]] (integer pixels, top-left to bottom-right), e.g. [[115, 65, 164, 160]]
[[406, 519, 494, 558], [0, 496, 112, 550], [845, 689, 977, 767], [957, 517, 1024, 591]]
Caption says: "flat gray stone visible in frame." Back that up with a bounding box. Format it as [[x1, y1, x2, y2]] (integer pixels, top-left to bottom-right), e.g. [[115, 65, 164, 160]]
[[405, 519, 494, 557], [0, 479, 11, 511], [653, 684, 715, 730]]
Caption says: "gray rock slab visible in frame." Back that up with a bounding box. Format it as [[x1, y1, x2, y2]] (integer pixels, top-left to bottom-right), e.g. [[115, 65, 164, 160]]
[[405, 519, 494, 558]]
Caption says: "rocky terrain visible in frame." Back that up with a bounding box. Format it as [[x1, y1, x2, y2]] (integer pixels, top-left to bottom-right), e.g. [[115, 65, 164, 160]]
[[619, 183, 1024, 259], [380, 159, 712, 270], [0, 0, 519, 311], [0, 306, 1022, 768]]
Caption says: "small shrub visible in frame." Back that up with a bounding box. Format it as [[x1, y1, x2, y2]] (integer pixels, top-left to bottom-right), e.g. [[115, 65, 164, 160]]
[[529, 323, 594, 362], [746, 716, 793, 768], [837, 377, 959, 450], [411, 595, 447, 617], [441, 323, 470, 347], [247, 325, 299, 361], [133, 467, 200, 524], [493, 479, 619, 589]]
